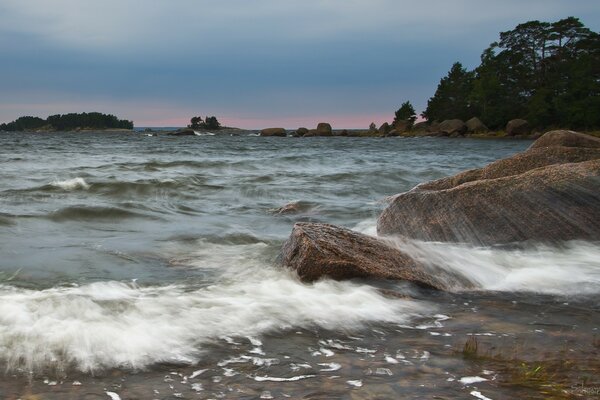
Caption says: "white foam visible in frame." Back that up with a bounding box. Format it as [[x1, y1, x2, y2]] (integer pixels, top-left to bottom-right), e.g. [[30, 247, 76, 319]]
[[0, 270, 428, 373], [51, 177, 90, 190], [471, 390, 493, 400], [460, 376, 488, 385], [389, 238, 600, 295]]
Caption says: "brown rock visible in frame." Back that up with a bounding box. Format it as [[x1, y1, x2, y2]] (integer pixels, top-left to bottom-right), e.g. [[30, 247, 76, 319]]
[[438, 119, 467, 136], [280, 222, 449, 289], [529, 130, 600, 150], [260, 128, 287, 137], [379, 122, 391, 135], [465, 117, 489, 133], [316, 122, 332, 136], [377, 132, 600, 245], [506, 119, 530, 136], [418, 146, 600, 191], [296, 127, 309, 137], [411, 121, 430, 133]]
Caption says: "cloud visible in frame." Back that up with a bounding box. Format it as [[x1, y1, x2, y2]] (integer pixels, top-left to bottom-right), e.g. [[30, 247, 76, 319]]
[[1, 0, 599, 127]]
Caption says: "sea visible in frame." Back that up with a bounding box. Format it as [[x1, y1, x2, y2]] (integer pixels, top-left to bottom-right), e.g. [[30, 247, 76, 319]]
[[0, 131, 598, 399]]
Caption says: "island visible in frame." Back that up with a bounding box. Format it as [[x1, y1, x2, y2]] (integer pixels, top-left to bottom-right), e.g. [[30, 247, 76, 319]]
[[0, 112, 133, 132]]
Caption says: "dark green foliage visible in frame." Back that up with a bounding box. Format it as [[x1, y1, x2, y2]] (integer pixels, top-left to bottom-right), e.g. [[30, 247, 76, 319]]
[[423, 62, 475, 122], [0, 112, 133, 131], [394, 101, 417, 127], [188, 115, 221, 130], [424, 17, 600, 130], [0, 116, 46, 131], [204, 116, 221, 130]]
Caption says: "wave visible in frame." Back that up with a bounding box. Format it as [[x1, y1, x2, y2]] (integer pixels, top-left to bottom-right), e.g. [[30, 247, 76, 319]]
[[0, 275, 429, 373], [354, 219, 600, 295], [47, 206, 157, 222], [50, 177, 90, 190], [391, 238, 600, 295]]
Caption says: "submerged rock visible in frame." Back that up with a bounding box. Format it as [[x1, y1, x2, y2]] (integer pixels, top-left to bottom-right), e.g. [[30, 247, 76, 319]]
[[280, 222, 448, 289], [378, 131, 600, 245]]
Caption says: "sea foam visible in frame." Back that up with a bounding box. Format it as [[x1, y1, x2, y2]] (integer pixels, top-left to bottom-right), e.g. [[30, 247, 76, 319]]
[[0, 271, 428, 373], [51, 177, 90, 190]]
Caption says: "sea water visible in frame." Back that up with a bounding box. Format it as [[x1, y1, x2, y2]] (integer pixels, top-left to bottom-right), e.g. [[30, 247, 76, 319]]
[[0, 131, 598, 399]]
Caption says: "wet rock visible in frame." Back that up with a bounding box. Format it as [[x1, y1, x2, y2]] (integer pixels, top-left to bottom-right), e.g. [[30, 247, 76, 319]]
[[168, 128, 196, 136], [465, 117, 489, 134], [270, 201, 314, 215], [506, 119, 530, 136], [261, 128, 287, 137], [378, 131, 600, 245], [280, 222, 448, 289]]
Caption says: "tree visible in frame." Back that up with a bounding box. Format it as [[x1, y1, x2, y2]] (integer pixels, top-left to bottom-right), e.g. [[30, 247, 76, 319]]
[[427, 17, 600, 130], [393, 101, 416, 127], [204, 116, 220, 130], [189, 116, 203, 128], [423, 62, 475, 122]]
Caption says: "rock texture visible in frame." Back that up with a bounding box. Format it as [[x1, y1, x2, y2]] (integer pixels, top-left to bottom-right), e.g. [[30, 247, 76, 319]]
[[280, 223, 448, 289], [377, 131, 600, 245], [438, 119, 467, 136], [296, 127, 309, 137], [506, 119, 530, 136], [261, 128, 287, 137], [466, 117, 489, 133], [530, 130, 600, 149], [316, 122, 333, 136]]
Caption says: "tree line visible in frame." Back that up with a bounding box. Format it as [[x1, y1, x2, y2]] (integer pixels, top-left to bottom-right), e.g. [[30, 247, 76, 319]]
[[397, 17, 600, 131], [0, 112, 134, 131]]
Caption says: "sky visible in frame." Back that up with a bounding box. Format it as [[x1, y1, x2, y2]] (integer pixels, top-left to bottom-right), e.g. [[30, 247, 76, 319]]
[[1, 1, 599, 129]]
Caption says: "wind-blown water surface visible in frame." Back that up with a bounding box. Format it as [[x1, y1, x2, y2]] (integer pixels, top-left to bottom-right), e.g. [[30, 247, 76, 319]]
[[0, 132, 598, 399]]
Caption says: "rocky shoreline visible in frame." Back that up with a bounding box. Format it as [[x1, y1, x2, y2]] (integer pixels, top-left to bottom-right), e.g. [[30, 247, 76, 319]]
[[279, 130, 600, 287]]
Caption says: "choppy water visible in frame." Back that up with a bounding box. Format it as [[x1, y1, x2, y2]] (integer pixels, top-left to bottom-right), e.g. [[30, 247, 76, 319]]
[[0, 131, 598, 399]]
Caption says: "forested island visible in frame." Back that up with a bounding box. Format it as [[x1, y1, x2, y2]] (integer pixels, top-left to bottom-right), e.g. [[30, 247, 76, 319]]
[[0, 112, 133, 132]]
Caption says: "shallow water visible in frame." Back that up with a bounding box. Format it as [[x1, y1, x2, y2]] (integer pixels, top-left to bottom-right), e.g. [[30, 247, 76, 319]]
[[0, 131, 598, 399]]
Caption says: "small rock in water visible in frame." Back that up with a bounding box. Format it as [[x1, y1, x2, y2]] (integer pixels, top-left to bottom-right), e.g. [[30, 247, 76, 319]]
[[260, 391, 274, 399]]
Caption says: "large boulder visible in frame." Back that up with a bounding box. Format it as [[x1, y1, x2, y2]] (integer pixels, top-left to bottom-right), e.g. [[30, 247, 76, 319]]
[[465, 117, 489, 134], [506, 119, 530, 136], [438, 119, 467, 136], [529, 130, 600, 149], [261, 128, 287, 137], [316, 122, 333, 136], [411, 121, 430, 133], [280, 223, 450, 289], [295, 127, 309, 137], [377, 131, 600, 245]]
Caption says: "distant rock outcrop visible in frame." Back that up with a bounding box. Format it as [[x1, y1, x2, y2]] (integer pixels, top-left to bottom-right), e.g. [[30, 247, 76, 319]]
[[261, 128, 287, 137], [438, 119, 467, 136], [280, 223, 449, 289], [465, 117, 489, 134], [377, 131, 600, 245], [506, 119, 531, 136], [295, 127, 309, 137], [316, 122, 333, 136]]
